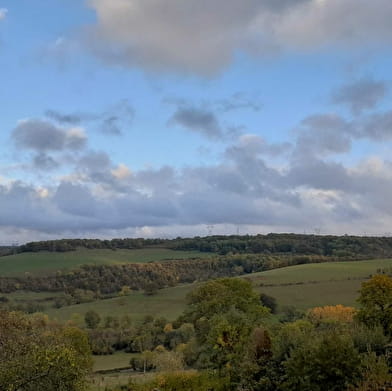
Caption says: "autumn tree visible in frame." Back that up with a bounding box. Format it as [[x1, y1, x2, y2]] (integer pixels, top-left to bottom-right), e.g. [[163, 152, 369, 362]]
[[307, 304, 356, 325], [357, 274, 392, 335]]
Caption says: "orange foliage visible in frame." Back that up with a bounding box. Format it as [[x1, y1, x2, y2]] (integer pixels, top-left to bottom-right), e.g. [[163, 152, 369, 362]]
[[307, 304, 356, 324]]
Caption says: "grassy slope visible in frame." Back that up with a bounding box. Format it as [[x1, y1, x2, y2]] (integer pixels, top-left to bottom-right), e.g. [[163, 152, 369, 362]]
[[247, 259, 392, 284], [248, 258, 392, 310], [0, 248, 211, 277], [46, 284, 196, 325], [46, 259, 392, 324]]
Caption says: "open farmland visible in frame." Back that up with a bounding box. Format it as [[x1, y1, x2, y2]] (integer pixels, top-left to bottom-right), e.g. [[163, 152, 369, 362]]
[[0, 248, 211, 277], [248, 258, 392, 310], [247, 258, 392, 284], [44, 258, 392, 323]]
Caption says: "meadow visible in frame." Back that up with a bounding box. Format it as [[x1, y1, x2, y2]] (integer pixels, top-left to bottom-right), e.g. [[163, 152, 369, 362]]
[[0, 248, 211, 277]]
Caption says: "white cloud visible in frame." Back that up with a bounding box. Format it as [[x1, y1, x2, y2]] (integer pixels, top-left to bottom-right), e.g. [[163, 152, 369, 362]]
[[112, 163, 132, 180], [255, 0, 392, 50], [0, 8, 7, 21]]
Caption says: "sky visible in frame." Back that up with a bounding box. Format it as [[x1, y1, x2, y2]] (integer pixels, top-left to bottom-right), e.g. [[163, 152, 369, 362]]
[[1, 0, 392, 243]]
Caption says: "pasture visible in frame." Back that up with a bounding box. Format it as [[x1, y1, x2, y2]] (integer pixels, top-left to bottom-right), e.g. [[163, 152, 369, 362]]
[[0, 248, 211, 276]]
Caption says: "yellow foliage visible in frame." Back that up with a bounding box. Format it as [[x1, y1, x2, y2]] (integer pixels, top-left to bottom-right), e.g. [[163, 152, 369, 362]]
[[307, 304, 356, 324]]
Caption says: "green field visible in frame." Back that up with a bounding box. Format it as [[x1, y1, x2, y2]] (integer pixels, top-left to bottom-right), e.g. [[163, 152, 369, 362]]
[[46, 283, 196, 325], [0, 248, 212, 276], [91, 352, 154, 391], [93, 352, 135, 372], [248, 258, 392, 310], [45, 259, 392, 324], [247, 259, 392, 284]]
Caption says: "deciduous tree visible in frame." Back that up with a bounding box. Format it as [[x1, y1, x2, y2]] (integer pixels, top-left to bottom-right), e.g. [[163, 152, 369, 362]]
[[0, 311, 92, 391], [357, 274, 392, 335]]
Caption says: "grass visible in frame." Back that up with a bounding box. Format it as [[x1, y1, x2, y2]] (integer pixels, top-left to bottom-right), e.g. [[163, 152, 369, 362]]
[[257, 279, 365, 310], [46, 283, 196, 326], [3, 291, 63, 300], [89, 372, 133, 391], [45, 259, 392, 325], [248, 258, 392, 310], [93, 352, 135, 372], [89, 372, 155, 391], [0, 248, 212, 277], [247, 259, 392, 285], [90, 352, 154, 391]]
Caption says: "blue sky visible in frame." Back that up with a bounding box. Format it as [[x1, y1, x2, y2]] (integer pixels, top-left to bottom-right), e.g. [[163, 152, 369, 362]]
[[1, 0, 392, 242]]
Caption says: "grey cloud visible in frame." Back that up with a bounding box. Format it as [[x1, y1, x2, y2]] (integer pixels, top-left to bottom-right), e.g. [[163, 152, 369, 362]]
[[101, 116, 121, 135], [332, 78, 388, 115], [169, 106, 224, 140], [260, 0, 310, 11], [12, 119, 87, 152], [33, 153, 60, 170], [226, 134, 291, 159], [2, 148, 392, 237], [7, 109, 392, 237], [287, 158, 351, 191], [101, 100, 135, 135], [293, 114, 353, 158], [54, 182, 98, 217], [86, 0, 262, 75], [361, 110, 392, 141], [76, 150, 115, 185], [46, 100, 134, 136], [78, 150, 111, 172], [84, 0, 392, 75], [45, 110, 87, 125], [216, 92, 262, 113], [291, 109, 392, 160], [74, 150, 133, 194], [135, 166, 177, 196]]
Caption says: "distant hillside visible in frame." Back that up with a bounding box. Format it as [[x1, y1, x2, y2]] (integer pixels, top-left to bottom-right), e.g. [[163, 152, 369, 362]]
[[12, 233, 392, 258], [170, 233, 392, 258], [0, 252, 379, 294], [0, 248, 211, 277], [42, 258, 392, 323]]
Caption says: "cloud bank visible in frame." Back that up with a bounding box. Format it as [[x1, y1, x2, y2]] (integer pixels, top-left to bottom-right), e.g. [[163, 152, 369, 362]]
[[85, 0, 392, 75], [4, 102, 392, 240]]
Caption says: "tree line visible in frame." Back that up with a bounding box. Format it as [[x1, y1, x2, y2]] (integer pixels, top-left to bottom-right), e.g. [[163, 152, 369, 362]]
[[7, 233, 392, 258]]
